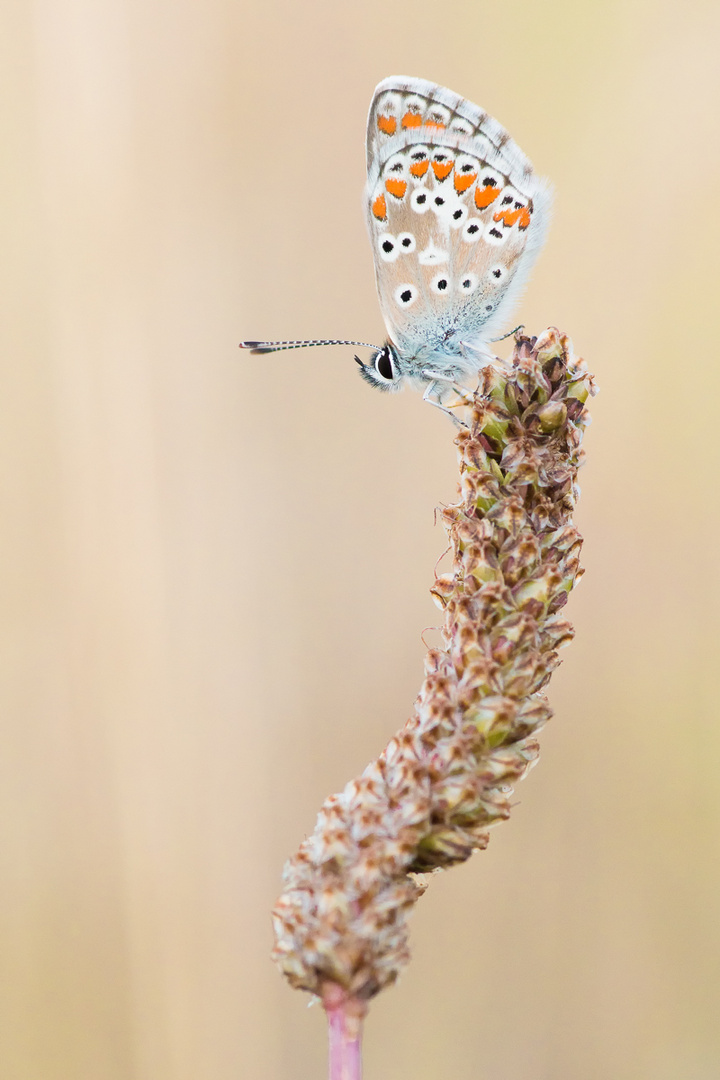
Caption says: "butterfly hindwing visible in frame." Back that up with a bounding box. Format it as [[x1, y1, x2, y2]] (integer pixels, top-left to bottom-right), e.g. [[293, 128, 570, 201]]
[[364, 77, 551, 361]]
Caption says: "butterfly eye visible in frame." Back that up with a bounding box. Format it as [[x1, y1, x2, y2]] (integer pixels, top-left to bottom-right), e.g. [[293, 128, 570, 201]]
[[375, 347, 395, 381]]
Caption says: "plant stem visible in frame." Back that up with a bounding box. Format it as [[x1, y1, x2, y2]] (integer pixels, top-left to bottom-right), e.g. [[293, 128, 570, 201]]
[[323, 984, 365, 1080]]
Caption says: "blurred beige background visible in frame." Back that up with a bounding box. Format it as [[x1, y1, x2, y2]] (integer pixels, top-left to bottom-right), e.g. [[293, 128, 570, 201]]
[[1, 0, 719, 1077]]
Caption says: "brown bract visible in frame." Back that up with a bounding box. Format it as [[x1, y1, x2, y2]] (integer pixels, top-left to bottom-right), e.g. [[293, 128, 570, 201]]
[[272, 328, 596, 1003]]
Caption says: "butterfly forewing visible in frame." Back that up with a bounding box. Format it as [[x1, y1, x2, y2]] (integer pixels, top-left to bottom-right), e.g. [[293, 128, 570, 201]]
[[365, 77, 551, 361]]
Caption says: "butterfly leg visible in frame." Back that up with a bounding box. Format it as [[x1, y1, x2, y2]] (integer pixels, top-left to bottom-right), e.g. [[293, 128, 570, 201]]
[[422, 378, 469, 428], [459, 341, 515, 384], [422, 371, 475, 404], [458, 340, 496, 367]]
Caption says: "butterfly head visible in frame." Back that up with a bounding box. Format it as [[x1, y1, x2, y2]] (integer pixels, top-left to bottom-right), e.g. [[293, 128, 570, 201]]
[[355, 342, 405, 392]]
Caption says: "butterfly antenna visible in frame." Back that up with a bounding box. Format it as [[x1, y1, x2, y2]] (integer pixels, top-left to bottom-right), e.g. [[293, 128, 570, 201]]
[[239, 338, 380, 355]]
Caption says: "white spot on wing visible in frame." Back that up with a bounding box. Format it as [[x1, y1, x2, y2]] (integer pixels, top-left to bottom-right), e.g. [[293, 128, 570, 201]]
[[469, 135, 492, 162], [410, 188, 431, 214], [449, 203, 468, 229], [430, 273, 451, 295], [396, 232, 416, 254], [488, 264, 507, 281], [458, 273, 479, 294], [394, 283, 418, 308], [449, 117, 473, 136], [497, 185, 523, 210], [402, 94, 426, 119], [462, 218, 484, 243], [378, 233, 399, 262], [419, 242, 448, 265], [382, 152, 409, 189], [377, 91, 402, 116], [478, 166, 504, 190], [484, 224, 507, 246], [454, 153, 480, 177], [426, 104, 451, 127]]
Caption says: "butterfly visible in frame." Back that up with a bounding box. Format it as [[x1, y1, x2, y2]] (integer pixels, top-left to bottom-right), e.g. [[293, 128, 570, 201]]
[[241, 76, 551, 411]]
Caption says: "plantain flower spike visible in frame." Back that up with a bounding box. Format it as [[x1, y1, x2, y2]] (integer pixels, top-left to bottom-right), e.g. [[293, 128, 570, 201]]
[[272, 328, 596, 1014]]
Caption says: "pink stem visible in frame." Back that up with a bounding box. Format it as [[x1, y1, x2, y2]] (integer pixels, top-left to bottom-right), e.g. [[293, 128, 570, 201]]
[[322, 983, 366, 1080]]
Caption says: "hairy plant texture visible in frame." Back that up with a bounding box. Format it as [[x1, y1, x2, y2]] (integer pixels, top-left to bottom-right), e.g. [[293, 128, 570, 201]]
[[272, 328, 595, 1009]]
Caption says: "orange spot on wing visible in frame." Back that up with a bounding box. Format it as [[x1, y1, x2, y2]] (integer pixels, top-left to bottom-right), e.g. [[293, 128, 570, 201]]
[[401, 111, 422, 128], [431, 160, 454, 181], [493, 208, 515, 226], [424, 120, 446, 130], [372, 194, 387, 220], [385, 177, 407, 199], [454, 171, 477, 192], [377, 114, 397, 136], [493, 206, 530, 228], [409, 159, 429, 177], [475, 184, 501, 209], [517, 206, 532, 230]]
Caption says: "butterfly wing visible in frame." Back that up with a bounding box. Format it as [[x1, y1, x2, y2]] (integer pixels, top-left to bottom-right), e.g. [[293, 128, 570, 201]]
[[364, 76, 552, 365]]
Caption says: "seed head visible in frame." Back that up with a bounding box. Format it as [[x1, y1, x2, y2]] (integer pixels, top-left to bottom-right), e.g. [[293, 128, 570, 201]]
[[272, 328, 596, 1002]]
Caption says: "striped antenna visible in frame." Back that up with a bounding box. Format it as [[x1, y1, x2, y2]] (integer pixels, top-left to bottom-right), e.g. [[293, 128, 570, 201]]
[[239, 338, 380, 355]]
